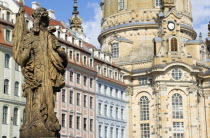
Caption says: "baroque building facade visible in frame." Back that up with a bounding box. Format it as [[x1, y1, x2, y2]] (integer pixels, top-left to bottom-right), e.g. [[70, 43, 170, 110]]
[[99, 0, 210, 138]]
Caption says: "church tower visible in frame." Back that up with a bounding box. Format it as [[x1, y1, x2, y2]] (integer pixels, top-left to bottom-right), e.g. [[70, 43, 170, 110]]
[[69, 0, 83, 34], [99, 0, 210, 138]]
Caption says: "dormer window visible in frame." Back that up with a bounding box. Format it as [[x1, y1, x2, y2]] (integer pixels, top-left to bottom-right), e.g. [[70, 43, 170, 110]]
[[171, 38, 178, 51], [109, 70, 113, 79], [6, 11, 10, 22], [111, 43, 119, 58], [115, 72, 118, 80], [90, 59, 93, 68], [26, 20, 29, 30], [72, 37, 75, 44], [79, 40, 82, 47], [58, 31, 61, 38], [65, 34, 68, 41], [98, 66, 101, 74]]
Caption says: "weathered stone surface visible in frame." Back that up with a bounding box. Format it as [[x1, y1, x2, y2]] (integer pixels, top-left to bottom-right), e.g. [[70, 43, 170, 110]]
[[12, 0, 67, 137]]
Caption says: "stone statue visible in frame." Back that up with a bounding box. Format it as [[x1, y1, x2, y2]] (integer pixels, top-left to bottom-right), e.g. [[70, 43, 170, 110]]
[[12, 0, 67, 137]]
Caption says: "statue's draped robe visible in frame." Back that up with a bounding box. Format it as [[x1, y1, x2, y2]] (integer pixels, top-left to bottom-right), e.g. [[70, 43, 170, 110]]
[[16, 30, 65, 132]]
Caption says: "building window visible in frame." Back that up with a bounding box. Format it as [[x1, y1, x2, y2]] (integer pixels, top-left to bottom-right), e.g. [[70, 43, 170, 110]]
[[72, 37, 75, 44], [6, 12, 10, 22], [110, 106, 113, 117], [13, 108, 18, 125], [115, 72, 118, 80], [171, 38, 178, 51], [62, 114, 66, 127], [121, 91, 124, 99], [69, 115, 73, 128], [110, 87, 113, 96], [57, 31, 60, 38], [109, 70, 113, 78], [140, 96, 149, 120], [77, 93, 80, 106], [121, 109, 124, 120], [70, 71, 74, 82], [105, 104, 108, 116], [155, 0, 161, 7], [76, 53, 80, 62], [69, 50, 73, 59], [115, 89, 118, 98], [140, 123, 150, 138], [98, 103, 102, 115], [90, 97, 93, 109], [90, 78, 93, 88], [98, 66, 101, 74], [90, 59, 93, 68], [84, 118, 87, 131], [104, 86, 107, 95], [84, 76, 87, 86], [110, 127, 113, 138], [14, 81, 19, 96], [172, 93, 183, 119], [77, 116, 80, 129], [4, 79, 9, 94], [83, 56, 87, 65], [90, 119, 93, 131], [98, 83, 101, 93], [84, 95, 87, 107], [173, 122, 184, 138], [62, 89, 66, 103], [105, 126, 108, 138], [2, 106, 8, 124], [69, 91, 73, 104], [26, 20, 29, 29], [116, 128, 119, 138], [139, 77, 148, 85], [99, 125, 102, 137], [119, 0, 125, 10], [104, 68, 107, 77], [5, 54, 10, 68], [77, 73, 80, 84], [172, 68, 182, 80], [111, 43, 119, 58], [15, 63, 19, 71], [65, 34, 68, 41], [116, 107, 118, 119], [121, 129, 124, 138]]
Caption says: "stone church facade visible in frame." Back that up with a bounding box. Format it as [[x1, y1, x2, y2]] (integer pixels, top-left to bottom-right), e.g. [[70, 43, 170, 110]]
[[99, 0, 210, 138]]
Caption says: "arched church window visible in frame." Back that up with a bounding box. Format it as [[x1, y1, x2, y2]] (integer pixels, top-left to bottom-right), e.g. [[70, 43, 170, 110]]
[[172, 93, 183, 119], [119, 0, 125, 10], [140, 96, 149, 120], [111, 43, 119, 58], [171, 38, 178, 51], [155, 0, 161, 7]]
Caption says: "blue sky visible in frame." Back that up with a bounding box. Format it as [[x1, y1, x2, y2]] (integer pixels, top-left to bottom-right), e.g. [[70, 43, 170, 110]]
[[24, 0, 210, 47]]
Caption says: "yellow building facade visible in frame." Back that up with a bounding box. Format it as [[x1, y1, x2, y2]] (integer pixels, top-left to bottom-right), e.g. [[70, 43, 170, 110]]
[[99, 0, 210, 138]]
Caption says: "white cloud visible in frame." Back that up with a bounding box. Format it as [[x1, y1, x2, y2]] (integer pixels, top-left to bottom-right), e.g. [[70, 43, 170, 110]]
[[83, 3, 101, 48], [192, 0, 210, 39]]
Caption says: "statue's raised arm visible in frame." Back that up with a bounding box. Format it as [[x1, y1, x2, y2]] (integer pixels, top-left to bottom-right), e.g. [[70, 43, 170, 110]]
[[12, 0, 27, 65]]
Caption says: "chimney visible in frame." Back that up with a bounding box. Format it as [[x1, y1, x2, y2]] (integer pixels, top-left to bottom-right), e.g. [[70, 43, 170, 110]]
[[48, 9, 56, 20], [32, 2, 40, 10]]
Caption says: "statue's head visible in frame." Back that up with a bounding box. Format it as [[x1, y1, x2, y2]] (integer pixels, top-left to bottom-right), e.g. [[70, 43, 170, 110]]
[[32, 7, 50, 32]]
